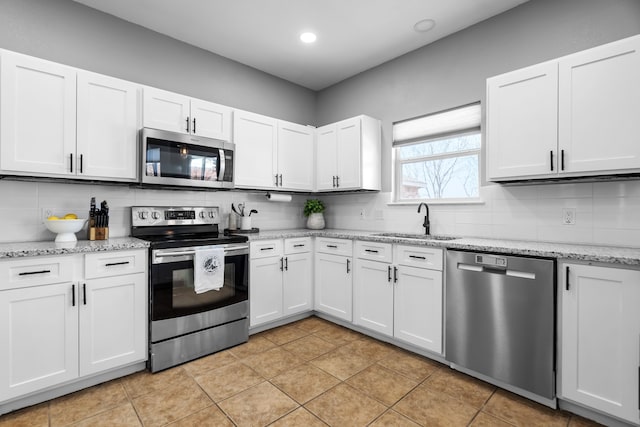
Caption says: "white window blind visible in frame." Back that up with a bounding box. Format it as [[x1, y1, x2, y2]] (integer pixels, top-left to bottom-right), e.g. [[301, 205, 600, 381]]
[[393, 103, 481, 146]]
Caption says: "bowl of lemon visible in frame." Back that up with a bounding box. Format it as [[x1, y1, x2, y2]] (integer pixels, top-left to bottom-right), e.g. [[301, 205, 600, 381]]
[[44, 213, 87, 242]]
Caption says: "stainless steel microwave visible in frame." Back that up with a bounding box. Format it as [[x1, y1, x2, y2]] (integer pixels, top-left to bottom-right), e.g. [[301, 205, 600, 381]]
[[140, 128, 234, 189]]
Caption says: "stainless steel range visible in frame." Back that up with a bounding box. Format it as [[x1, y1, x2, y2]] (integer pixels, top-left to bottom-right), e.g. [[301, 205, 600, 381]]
[[131, 206, 249, 372]]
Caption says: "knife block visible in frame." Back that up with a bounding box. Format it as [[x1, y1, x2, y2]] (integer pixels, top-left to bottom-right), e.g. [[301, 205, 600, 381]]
[[88, 227, 109, 241]]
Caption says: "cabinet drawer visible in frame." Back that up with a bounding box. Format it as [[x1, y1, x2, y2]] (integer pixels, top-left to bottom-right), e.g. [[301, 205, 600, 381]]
[[85, 250, 146, 279], [354, 241, 392, 263], [0, 255, 77, 290], [284, 237, 311, 254], [250, 240, 284, 259], [394, 245, 443, 271], [315, 238, 353, 257]]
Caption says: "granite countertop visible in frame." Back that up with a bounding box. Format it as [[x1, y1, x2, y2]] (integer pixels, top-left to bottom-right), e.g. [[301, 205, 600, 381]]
[[244, 228, 640, 266], [0, 237, 149, 259]]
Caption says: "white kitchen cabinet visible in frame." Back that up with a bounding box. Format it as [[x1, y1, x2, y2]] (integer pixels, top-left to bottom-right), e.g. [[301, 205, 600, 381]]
[[79, 273, 146, 376], [76, 71, 139, 181], [0, 282, 78, 401], [277, 121, 314, 191], [234, 110, 278, 190], [250, 238, 312, 327], [316, 115, 381, 191], [353, 241, 443, 353], [486, 35, 640, 182], [560, 263, 640, 425], [0, 50, 140, 181], [0, 51, 77, 176], [0, 249, 147, 404], [143, 86, 232, 140], [234, 111, 313, 191], [486, 61, 558, 180], [558, 36, 640, 175], [314, 238, 353, 321]]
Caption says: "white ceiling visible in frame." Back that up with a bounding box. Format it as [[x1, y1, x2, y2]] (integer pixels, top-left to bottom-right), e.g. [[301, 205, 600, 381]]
[[72, 0, 529, 91]]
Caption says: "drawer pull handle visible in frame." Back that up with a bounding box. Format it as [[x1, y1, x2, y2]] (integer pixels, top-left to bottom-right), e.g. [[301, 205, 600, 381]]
[[72, 284, 75, 306], [364, 249, 379, 253], [409, 255, 426, 260], [565, 266, 570, 291], [105, 261, 130, 267], [293, 244, 305, 248], [346, 259, 351, 274], [83, 283, 87, 305], [327, 245, 338, 248], [260, 247, 274, 251], [19, 269, 51, 276]]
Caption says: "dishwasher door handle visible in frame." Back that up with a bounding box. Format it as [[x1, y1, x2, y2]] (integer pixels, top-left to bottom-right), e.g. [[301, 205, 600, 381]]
[[457, 263, 536, 280]]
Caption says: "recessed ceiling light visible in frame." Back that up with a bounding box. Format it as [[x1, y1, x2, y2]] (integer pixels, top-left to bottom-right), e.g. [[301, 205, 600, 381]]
[[414, 19, 436, 33], [300, 32, 317, 43]]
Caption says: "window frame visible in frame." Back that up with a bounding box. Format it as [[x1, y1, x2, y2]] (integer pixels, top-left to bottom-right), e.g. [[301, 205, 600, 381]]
[[392, 103, 482, 204]]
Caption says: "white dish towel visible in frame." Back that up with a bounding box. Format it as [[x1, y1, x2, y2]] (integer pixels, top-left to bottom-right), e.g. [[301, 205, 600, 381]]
[[194, 247, 224, 293]]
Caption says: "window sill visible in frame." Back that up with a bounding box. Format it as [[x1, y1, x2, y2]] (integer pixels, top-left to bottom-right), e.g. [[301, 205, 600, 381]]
[[388, 198, 485, 206]]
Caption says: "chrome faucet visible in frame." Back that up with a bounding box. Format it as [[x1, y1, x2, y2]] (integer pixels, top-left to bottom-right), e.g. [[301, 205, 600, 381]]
[[417, 202, 430, 235]]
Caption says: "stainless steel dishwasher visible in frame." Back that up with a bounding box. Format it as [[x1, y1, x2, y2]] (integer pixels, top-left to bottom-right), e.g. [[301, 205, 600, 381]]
[[445, 250, 556, 408]]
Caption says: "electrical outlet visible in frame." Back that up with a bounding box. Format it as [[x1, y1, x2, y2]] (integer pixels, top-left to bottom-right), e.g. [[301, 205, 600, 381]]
[[562, 208, 576, 225], [42, 207, 55, 221]]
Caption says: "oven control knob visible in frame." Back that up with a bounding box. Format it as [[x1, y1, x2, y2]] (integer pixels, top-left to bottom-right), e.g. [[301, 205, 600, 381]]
[[199, 211, 206, 219], [151, 211, 161, 220], [138, 211, 148, 220], [208, 211, 216, 219]]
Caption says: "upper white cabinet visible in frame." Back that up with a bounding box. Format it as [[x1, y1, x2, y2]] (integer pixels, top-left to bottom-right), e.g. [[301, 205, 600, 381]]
[[1, 52, 76, 176], [234, 110, 314, 191], [560, 263, 640, 425], [143, 87, 232, 141], [316, 115, 381, 192], [487, 35, 640, 181], [0, 50, 140, 181]]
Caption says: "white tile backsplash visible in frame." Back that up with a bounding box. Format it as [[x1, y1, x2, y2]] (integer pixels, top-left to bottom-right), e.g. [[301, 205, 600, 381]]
[[1, 178, 639, 247], [319, 179, 640, 247], [0, 180, 306, 243]]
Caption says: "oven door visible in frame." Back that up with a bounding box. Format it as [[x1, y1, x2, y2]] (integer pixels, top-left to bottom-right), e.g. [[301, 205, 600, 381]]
[[149, 243, 248, 341], [141, 128, 234, 189]]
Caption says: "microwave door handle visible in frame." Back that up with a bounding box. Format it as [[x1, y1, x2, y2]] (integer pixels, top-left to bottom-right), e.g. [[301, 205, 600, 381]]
[[218, 148, 226, 182]]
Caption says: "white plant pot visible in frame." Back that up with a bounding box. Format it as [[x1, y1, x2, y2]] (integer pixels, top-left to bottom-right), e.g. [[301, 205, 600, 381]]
[[306, 212, 325, 230]]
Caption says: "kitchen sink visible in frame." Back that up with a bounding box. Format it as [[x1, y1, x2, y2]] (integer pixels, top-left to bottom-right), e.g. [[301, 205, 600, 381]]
[[373, 232, 459, 241]]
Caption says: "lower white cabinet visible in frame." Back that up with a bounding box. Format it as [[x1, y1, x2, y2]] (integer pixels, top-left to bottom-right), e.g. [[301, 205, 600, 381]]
[[0, 250, 147, 403], [560, 263, 640, 425], [353, 241, 443, 353], [314, 238, 353, 321], [250, 238, 312, 327]]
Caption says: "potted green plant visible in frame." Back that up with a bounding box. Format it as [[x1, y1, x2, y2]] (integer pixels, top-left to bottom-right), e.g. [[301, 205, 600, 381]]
[[303, 199, 325, 229]]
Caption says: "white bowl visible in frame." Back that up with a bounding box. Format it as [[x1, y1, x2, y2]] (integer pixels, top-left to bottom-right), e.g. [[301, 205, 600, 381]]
[[44, 219, 87, 242]]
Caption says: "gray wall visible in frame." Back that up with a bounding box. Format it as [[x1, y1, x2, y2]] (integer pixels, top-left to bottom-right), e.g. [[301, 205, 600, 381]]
[[0, 0, 316, 125], [316, 0, 640, 191]]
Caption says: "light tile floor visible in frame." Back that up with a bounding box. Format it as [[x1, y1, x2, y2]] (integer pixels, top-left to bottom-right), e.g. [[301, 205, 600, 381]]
[[0, 316, 602, 427]]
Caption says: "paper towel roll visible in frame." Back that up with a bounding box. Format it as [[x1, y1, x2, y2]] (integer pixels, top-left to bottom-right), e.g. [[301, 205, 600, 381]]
[[266, 193, 292, 202]]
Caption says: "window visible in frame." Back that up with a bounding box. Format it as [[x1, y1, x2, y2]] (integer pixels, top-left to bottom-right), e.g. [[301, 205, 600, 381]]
[[393, 102, 481, 202]]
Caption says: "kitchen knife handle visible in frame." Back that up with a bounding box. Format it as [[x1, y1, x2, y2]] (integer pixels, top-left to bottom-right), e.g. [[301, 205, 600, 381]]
[[83, 283, 87, 305], [186, 116, 190, 133], [72, 284, 75, 307], [550, 151, 554, 172], [70, 153, 73, 173], [565, 266, 570, 291], [193, 117, 196, 133]]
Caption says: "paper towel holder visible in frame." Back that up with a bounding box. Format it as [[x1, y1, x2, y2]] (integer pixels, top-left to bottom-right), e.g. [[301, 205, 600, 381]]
[[265, 192, 292, 202]]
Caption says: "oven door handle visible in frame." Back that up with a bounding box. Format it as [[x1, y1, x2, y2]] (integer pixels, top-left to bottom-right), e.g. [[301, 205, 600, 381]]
[[154, 245, 250, 258]]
